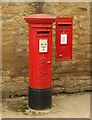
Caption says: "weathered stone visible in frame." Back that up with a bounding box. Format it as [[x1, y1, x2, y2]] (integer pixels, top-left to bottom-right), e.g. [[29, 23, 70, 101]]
[[73, 20, 80, 30], [73, 39, 78, 45], [74, 15, 89, 21], [64, 79, 78, 87], [2, 21, 19, 30], [87, 54, 90, 59], [78, 35, 90, 44], [86, 80, 90, 85], [65, 86, 80, 93], [2, 8, 19, 14], [2, 77, 11, 83], [79, 21, 90, 30], [53, 87, 65, 94], [74, 29, 90, 36], [2, 2, 91, 98], [53, 79, 64, 86], [79, 85, 91, 91], [71, 7, 88, 15], [58, 9, 72, 16], [73, 34, 79, 39]]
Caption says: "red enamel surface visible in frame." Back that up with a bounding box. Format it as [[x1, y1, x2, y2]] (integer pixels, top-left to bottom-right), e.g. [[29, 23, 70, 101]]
[[56, 18, 73, 60], [24, 14, 55, 88]]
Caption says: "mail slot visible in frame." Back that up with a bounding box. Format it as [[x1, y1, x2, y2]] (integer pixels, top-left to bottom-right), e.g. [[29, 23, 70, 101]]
[[56, 18, 73, 60], [24, 14, 55, 110], [37, 31, 50, 34]]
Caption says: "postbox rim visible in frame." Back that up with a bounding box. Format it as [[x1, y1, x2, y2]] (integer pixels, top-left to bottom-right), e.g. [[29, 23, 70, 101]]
[[56, 18, 73, 24], [24, 14, 55, 24], [24, 14, 55, 19]]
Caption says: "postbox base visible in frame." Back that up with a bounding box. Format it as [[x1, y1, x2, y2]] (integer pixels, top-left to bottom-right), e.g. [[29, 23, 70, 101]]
[[28, 87, 52, 110]]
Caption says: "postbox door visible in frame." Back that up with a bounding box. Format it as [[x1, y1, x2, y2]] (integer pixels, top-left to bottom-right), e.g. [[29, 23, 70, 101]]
[[30, 29, 52, 89], [57, 30, 72, 60]]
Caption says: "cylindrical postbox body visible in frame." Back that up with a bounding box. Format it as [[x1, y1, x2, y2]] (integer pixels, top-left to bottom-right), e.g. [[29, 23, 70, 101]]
[[24, 14, 55, 110]]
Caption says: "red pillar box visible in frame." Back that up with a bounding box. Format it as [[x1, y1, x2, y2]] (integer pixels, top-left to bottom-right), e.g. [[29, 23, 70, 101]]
[[24, 14, 55, 110]]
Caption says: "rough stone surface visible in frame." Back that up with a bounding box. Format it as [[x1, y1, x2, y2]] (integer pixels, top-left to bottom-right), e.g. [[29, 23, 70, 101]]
[[2, 2, 91, 98]]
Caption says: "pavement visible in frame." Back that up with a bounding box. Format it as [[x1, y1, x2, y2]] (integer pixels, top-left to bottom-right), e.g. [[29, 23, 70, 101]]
[[1, 92, 91, 118]]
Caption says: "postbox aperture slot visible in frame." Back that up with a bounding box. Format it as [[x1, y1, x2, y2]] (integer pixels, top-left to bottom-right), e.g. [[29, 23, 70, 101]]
[[39, 39, 48, 53], [58, 24, 71, 26], [37, 31, 49, 34]]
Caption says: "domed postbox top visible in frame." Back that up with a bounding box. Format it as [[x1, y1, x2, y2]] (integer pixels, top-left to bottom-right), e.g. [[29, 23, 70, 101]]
[[24, 14, 55, 24]]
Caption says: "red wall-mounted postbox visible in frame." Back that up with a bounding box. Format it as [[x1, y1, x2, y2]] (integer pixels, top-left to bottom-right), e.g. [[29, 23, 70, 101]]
[[24, 14, 55, 110], [56, 18, 73, 60]]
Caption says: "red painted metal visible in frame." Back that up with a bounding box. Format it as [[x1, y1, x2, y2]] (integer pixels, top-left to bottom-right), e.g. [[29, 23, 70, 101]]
[[56, 18, 73, 60], [24, 14, 55, 88]]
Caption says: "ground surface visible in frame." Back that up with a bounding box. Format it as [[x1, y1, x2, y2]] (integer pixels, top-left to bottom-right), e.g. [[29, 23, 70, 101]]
[[1, 92, 91, 118]]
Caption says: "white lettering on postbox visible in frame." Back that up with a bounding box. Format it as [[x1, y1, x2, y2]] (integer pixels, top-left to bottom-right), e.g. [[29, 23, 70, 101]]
[[39, 39, 48, 53], [60, 34, 67, 44]]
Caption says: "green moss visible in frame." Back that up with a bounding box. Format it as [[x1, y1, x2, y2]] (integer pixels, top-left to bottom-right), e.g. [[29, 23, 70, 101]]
[[4, 98, 28, 112]]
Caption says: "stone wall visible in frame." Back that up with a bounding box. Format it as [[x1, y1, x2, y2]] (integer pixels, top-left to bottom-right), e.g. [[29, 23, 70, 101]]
[[2, 2, 91, 98]]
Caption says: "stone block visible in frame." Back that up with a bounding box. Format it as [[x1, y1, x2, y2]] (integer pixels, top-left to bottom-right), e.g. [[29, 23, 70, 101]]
[[65, 86, 80, 93], [78, 35, 90, 44]]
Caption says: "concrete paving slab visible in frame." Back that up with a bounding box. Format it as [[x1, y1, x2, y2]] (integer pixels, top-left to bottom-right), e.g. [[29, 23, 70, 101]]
[[2, 92, 91, 118]]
